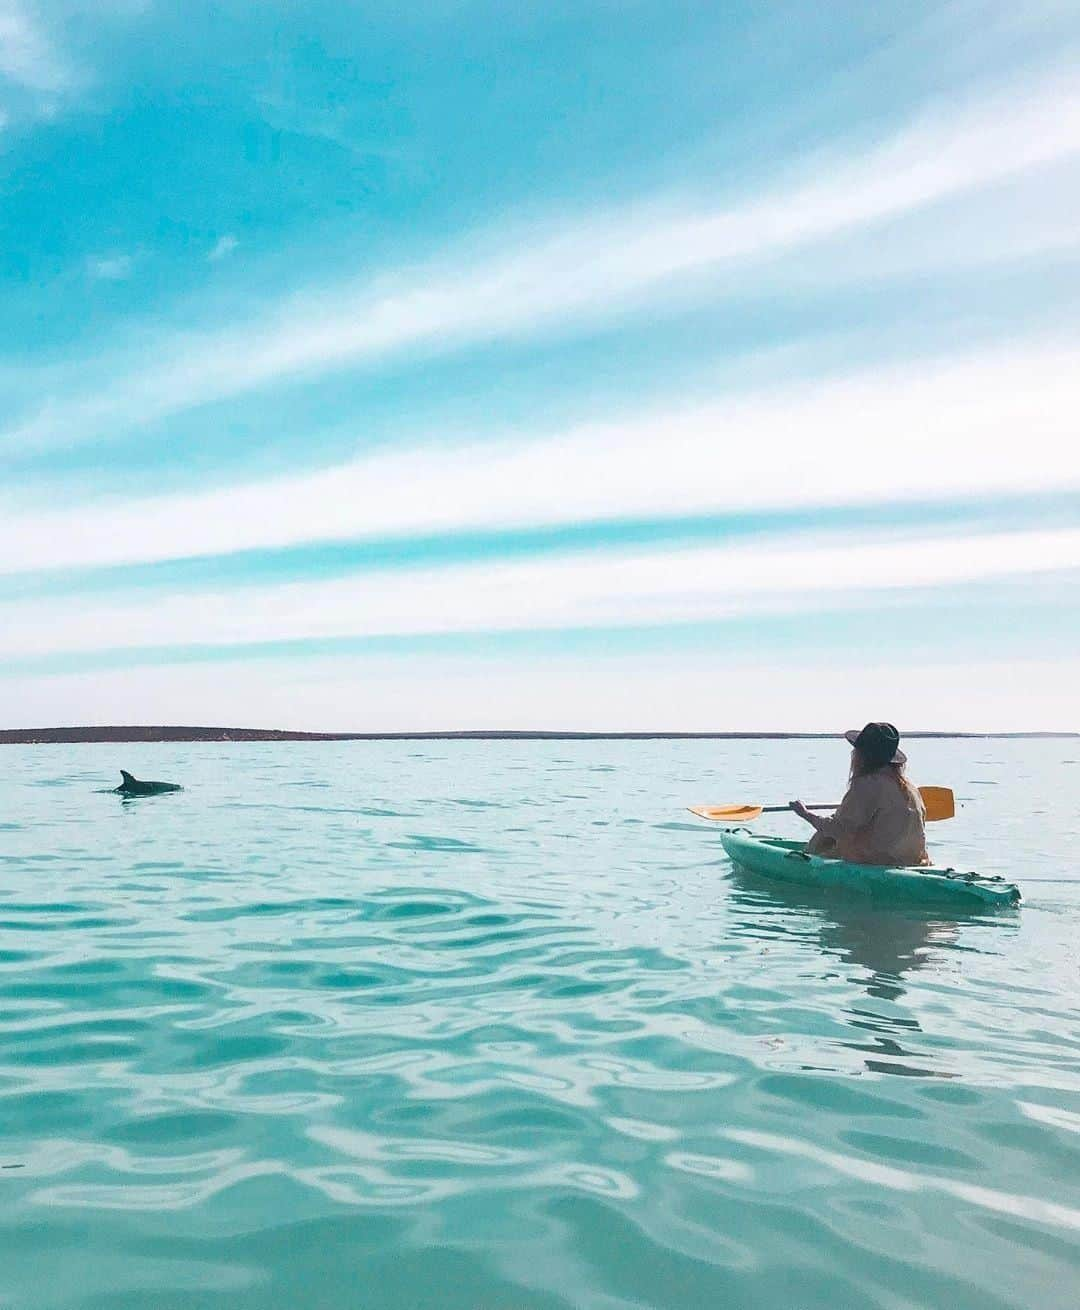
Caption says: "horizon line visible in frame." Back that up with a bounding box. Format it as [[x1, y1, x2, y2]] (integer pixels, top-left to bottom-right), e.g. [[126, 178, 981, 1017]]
[[1, 726, 1077, 744]]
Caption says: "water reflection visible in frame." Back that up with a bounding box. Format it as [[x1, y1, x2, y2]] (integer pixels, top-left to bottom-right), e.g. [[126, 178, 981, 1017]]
[[725, 863, 976, 1077], [816, 907, 958, 1002]]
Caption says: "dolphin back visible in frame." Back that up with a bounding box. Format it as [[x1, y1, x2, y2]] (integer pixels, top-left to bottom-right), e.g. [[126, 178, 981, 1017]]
[[116, 770, 182, 795]]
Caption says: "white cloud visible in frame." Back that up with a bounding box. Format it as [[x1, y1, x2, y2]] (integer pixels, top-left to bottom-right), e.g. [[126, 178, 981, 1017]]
[[3, 337, 1079, 574], [0, 2, 152, 128], [0, 2, 70, 95], [86, 253, 135, 281], [208, 234, 239, 262], [4, 66, 1079, 454], [3, 525, 1079, 660]]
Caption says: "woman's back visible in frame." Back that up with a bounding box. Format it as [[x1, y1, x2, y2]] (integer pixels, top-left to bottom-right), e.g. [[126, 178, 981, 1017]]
[[832, 769, 928, 866]]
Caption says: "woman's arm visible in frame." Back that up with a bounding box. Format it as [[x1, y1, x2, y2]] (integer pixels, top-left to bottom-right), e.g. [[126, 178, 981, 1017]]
[[790, 799, 829, 830], [791, 779, 875, 837]]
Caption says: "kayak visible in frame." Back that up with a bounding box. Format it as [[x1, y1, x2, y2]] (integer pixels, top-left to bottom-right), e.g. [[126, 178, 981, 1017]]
[[719, 829, 1021, 907]]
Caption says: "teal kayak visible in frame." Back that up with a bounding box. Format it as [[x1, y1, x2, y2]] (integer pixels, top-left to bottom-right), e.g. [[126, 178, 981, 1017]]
[[719, 830, 1021, 907]]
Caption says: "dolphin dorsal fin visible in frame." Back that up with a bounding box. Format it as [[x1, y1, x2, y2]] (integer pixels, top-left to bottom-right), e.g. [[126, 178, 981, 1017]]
[[120, 770, 137, 785]]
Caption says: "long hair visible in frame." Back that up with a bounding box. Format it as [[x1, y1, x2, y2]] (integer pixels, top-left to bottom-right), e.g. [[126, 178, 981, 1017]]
[[849, 748, 921, 808]]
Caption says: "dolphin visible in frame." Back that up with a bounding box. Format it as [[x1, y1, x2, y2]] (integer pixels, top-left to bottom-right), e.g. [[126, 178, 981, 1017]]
[[114, 770, 183, 797]]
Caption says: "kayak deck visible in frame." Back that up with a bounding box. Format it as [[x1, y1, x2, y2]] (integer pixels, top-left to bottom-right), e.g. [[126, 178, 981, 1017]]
[[720, 830, 1021, 907]]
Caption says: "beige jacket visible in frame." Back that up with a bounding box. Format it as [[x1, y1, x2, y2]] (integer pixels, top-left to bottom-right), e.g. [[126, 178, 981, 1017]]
[[811, 770, 928, 866]]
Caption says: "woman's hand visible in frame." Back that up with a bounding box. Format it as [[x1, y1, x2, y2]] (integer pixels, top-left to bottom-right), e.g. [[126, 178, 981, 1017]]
[[790, 800, 812, 822]]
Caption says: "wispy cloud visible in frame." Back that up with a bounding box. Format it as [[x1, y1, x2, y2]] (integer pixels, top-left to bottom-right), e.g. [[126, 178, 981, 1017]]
[[86, 252, 136, 281], [4, 524, 1079, 661], [7, 491, 1073, 606], [4, 66, 1079, 455], [208, 234, 238, 262], [4, 337, 1078, 574], [0, 2, 70, 96], [0, 1, 153, 129]]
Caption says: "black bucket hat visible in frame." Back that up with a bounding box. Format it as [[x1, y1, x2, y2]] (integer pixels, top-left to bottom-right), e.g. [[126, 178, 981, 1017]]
[[844, 721, 906, 767]]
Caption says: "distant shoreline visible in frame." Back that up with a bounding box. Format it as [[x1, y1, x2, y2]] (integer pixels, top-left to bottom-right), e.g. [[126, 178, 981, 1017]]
[[1, 726, 1076, 744]]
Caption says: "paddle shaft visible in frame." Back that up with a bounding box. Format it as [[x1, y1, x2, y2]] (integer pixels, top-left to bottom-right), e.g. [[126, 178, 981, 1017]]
[[760, 804, 836, 813]]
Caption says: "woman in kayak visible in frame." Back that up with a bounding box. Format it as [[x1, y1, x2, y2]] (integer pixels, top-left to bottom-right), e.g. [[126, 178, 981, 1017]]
[[790, 722, 929, 867]]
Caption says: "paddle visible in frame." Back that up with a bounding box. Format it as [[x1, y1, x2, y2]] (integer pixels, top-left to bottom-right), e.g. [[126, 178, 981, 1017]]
[[689, 786, 955, 825]]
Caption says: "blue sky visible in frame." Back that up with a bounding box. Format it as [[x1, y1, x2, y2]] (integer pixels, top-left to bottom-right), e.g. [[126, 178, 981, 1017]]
[[2, 0, 1079, 730]]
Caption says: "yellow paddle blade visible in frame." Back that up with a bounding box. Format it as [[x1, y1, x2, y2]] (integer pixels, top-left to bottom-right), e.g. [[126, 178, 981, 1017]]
[[919, 786, 955, 821], [688, 804, 763, 823]]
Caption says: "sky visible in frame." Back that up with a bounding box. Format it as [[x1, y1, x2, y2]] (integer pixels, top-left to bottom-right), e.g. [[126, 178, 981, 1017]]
[[1, 0, 1079, 732]]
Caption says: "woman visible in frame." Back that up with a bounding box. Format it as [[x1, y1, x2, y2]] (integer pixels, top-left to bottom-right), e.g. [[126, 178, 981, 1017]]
[[790, 722, 929, 867]]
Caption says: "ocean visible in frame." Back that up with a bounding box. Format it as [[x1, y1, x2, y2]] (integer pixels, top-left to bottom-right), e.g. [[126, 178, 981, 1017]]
[[1, 738, 1077, 1308]]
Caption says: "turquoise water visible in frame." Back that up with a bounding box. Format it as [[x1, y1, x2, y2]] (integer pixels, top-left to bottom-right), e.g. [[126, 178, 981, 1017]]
[[1, 739, 1078, 1309]]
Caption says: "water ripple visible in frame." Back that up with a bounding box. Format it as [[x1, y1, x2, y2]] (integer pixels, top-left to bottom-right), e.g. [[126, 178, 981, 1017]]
[[0, 739, 1078, 1307]]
